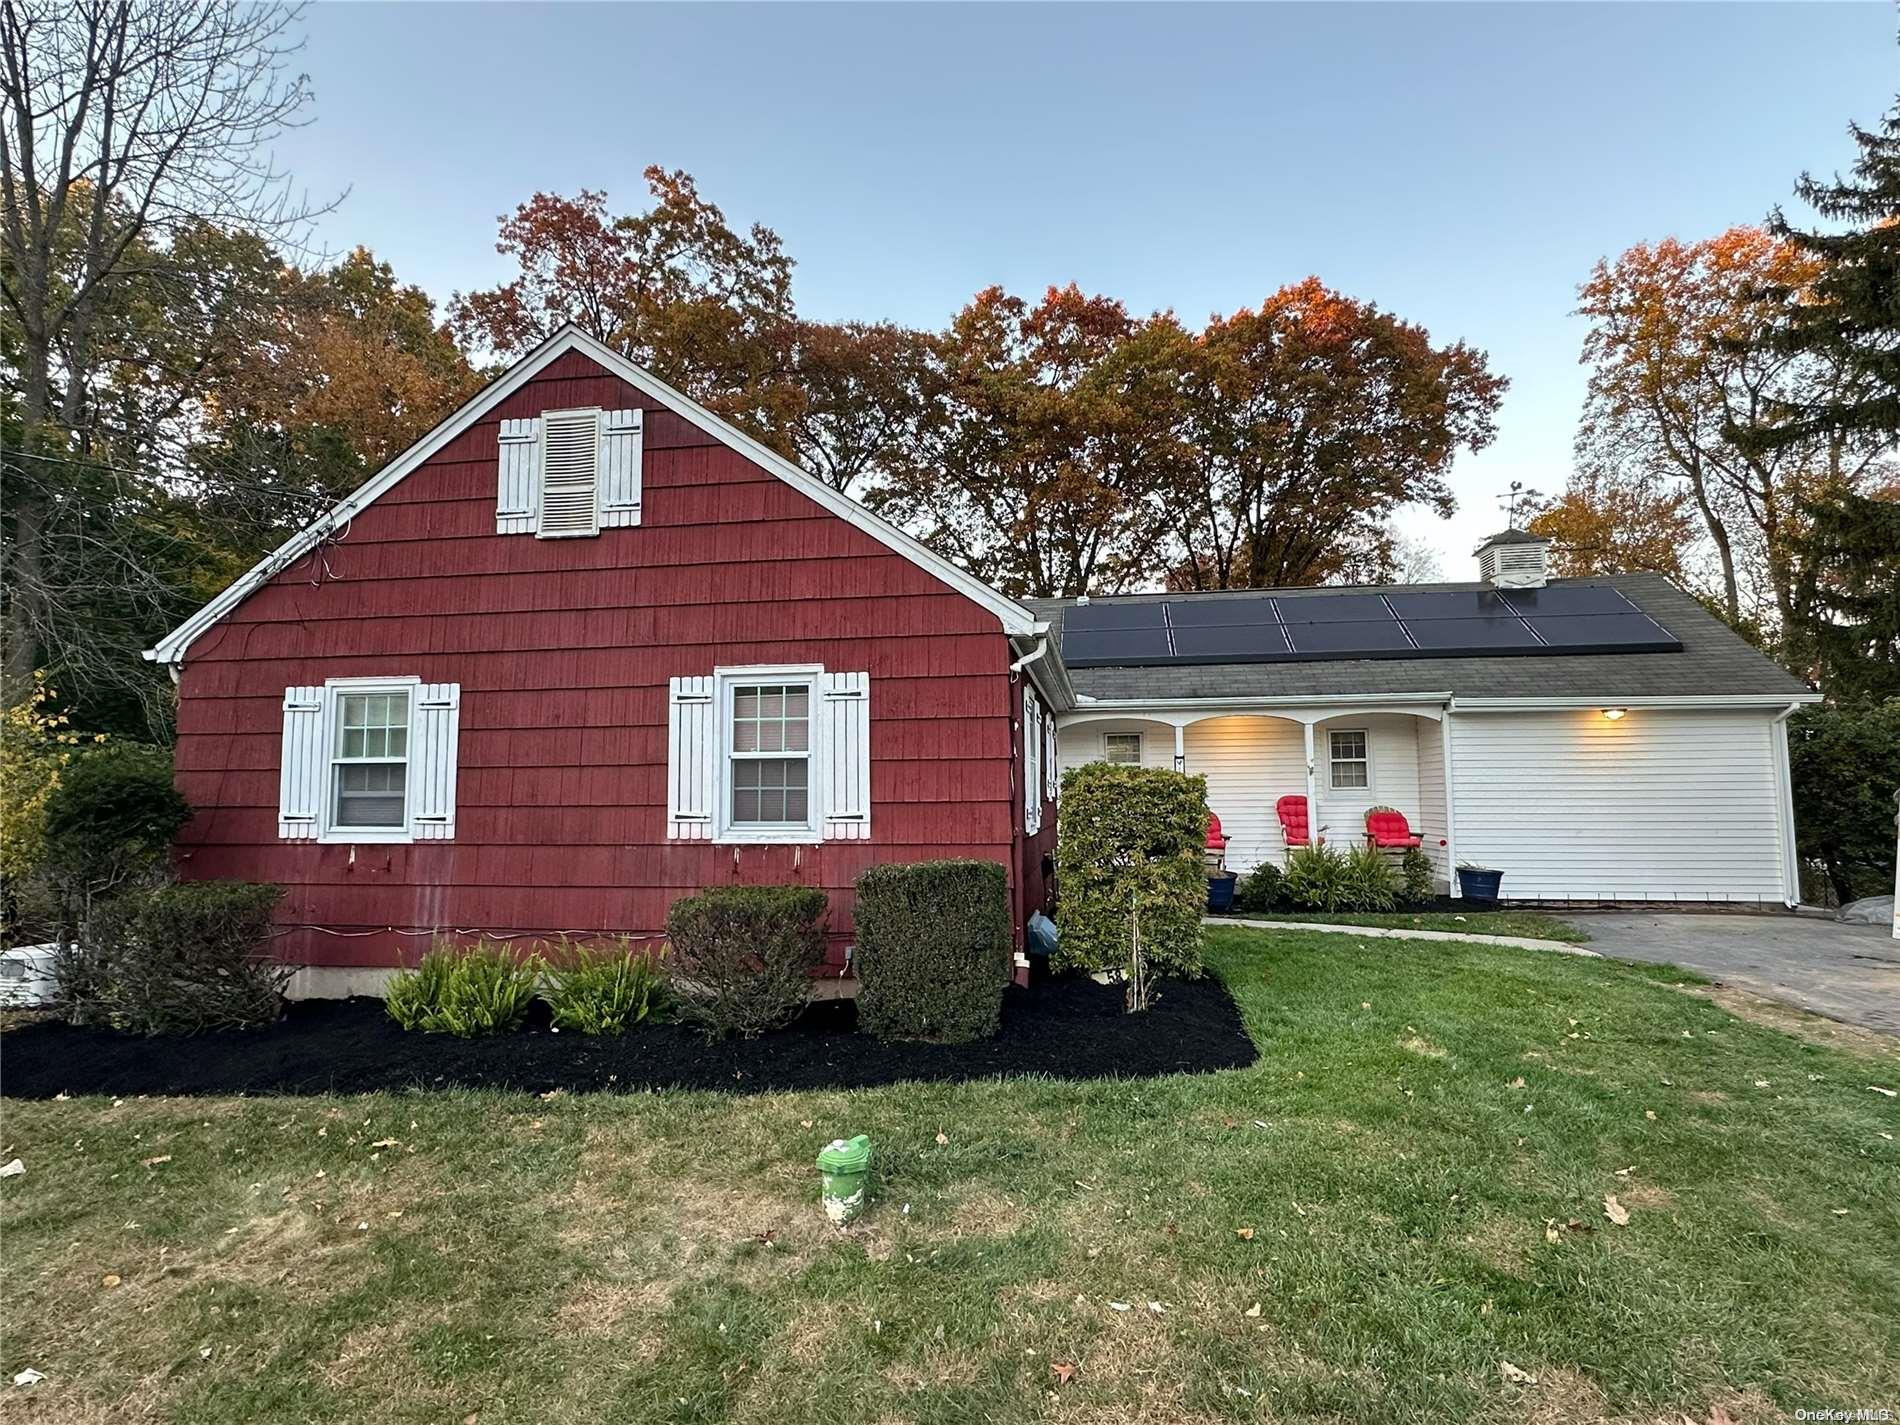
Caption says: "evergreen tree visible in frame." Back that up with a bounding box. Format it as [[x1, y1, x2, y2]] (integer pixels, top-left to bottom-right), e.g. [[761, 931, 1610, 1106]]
[[1786, 491, 1900, 704], [1750, 101, 1900, 449]]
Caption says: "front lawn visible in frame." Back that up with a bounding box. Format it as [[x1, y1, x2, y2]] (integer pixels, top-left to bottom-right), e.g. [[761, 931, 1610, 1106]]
[[3, 927, 1895, 1424], [1227, 909, 1590, 942]]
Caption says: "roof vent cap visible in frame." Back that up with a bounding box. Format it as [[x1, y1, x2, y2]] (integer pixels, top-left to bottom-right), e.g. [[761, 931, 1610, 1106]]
[[1474, 529, 1551, 589]]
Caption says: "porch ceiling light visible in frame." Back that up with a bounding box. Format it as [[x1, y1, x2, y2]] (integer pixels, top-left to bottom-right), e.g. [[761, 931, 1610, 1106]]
[[1601, 707, 1627, 720]]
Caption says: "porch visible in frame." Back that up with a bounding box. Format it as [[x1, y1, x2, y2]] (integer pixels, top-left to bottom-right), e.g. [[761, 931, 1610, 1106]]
[[1056, 700, 1456, 890]]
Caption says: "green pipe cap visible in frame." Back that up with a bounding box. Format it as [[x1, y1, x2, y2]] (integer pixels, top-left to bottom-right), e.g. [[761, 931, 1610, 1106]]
[[817, 1135, 872, 1173]]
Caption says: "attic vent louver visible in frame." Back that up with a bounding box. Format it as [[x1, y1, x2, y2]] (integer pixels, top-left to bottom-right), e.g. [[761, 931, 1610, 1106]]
[[538, 408, 600, 538], [1474, 529, 1551, 589]]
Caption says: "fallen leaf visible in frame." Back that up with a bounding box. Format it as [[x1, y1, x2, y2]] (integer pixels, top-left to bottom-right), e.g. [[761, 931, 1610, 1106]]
[[12, 1369, 45, 1387], [799, 1120, 813, 1129], [1146, 1300, 1167, 1314], [934, 1132, 948, 1146], [1050, 1362, 1076, 1386], [1831, 1208, 1849, 1216], [1644, 1110, 1657, 1121], [0, 1159, 23, 1179], [1108, 1301, 1131, 1312], [538, 1089, 564, 1101], [101, 1274, 121, 1289], [369, 1139, 400, 1150], [141, 1155, 171, 1168], [1499, 1359, 1537, 1385], [1603, 1194, 1630, 1227], [1480, 1298, 1493, 1317], [1508, 1077, 1526, 1089], [1235, 1227, 1255, 1240], [1614, 1166, 1635, 1178], [1753, 1080, 1770, 1089], [1868, 1086, 1897, 1098], [1544, 1220, 1561, 1244], [1243, 1302, 1261, 1318]]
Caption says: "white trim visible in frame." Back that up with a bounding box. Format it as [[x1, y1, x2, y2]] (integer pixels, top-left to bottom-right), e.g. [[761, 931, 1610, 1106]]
[[146, 325, 1037, 665], [1450, 693, 1821, 712], [1440, 708, 1459, 898], [1327, 726, 1372, 793], [316, 675, 422, 845], [1770, 700, 1802, 909], [712, 663, 824, 846]]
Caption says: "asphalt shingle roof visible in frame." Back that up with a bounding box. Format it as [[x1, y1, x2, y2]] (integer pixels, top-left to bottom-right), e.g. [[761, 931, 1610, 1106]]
[[1027, 573, 1810, 703]]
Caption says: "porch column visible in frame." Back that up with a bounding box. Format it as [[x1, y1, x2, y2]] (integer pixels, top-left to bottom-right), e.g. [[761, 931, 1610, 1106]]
[[1302, 720, 1317, 835], [1173, 722, 1185, 772], [1441, 707, 1459, 898]]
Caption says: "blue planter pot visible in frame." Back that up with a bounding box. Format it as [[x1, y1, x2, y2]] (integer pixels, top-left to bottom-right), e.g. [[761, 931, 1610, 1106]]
[[1457, 866, 1504, 902], [1207, 872, 1238, 913]]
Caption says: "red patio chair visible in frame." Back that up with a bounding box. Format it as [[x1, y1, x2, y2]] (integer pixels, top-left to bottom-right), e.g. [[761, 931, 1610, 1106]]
[[1364, 808, 1424, 850], [1205, 813, 1230, 853], [1275, 795, 1318, 848]]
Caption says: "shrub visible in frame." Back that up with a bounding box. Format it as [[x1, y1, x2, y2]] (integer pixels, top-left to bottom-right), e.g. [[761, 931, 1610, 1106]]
[[1400, 847, 1437, 904], [665, 885, 827, 1040], [1232, 862, 1286, 915], [1054, 763, 1206, 979], [1284, 844, 1349, 910], [77, 881, 289, 1034], [0, 675, 83, 904], [854, 860, 1011, 1043], [385, 942, 540, 1036], [1338, 845, 1400, 912], [542, 941, 669, 1035], [1789, 701, 1900, 905], [41, 743, 190, 904]]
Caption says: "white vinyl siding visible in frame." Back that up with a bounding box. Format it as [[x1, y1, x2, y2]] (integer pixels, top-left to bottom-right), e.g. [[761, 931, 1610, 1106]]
[[1414, 718, 1450, 885], [1451, 709, 1789, 901], [667, 665, 871, 845], [1315, 715, 1421, 846], [277, 678, 460, 844]]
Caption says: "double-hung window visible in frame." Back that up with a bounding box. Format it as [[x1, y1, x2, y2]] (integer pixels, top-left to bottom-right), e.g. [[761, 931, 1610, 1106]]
[[332, 689, 411, 831], [728, 681, 813, 833], [1329, 729, 1370, 790], [1103, 732, 1143, 765]]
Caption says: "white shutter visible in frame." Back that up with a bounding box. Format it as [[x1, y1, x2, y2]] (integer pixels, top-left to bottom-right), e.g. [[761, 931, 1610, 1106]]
[[1024, 693, 1042, 835], [1044, 707, 1059, 804], [821, 671, 871, 840], [496, 419, 540, 535], [667, 676, 716, 839], [411, 683, 461, 840], [537, 408, 600, 538], [599, 407, 644, 528], [278, 686, 327, 840]]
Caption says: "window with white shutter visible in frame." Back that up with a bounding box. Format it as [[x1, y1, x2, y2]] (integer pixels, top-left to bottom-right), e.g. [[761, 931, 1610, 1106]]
[[666, 665, 870, 844], [1024, 692, 1043, 836], [1044, 707, 1059, 804], [276, 678, 461, 843], [497, 407, 643, 537]]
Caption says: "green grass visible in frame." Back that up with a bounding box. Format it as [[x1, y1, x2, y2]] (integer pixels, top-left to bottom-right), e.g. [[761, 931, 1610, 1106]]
[[1231, 909, 1591, 942], [2, 927, 1895, 1424]]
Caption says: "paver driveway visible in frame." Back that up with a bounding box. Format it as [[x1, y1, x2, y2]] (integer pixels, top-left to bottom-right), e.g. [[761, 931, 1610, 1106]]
[[1577, 911, 1900, 1037]]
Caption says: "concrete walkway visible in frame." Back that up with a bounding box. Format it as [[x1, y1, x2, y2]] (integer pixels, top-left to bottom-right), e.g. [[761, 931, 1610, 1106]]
[[1573, 912, 1900, 1038], [1207, 916, 1598, 957]]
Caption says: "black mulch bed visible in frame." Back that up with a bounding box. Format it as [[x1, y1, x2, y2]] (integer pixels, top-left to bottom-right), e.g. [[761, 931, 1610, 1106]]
[[1212, 894, 1508, 917], [0, 974, 1257, 1099]]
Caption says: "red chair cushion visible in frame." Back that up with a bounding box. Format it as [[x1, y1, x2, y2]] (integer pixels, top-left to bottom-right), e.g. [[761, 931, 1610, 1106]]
[[1205, 813, 1229, 851], [1365, 810, 1423, 848], [1275, 795, 1313, 846]]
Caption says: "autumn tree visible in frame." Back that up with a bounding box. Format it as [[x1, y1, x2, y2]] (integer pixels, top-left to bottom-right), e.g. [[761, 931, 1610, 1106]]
[[1529, 459, 1702, 587], [1568, 228, 1887, 634], [1168, 279, 1505, 590], [0, 0, 321, 698], [773, 319, 937, 494], [870, 285, 1198, 599]]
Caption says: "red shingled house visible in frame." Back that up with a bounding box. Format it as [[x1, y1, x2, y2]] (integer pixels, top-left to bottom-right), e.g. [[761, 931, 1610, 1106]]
[[148, 327, 1070, 994]]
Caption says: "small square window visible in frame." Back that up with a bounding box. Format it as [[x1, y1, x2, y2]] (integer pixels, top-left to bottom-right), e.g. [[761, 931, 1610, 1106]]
[[1329, 729, 1369, 790], [1103, 732, 1144, 766]]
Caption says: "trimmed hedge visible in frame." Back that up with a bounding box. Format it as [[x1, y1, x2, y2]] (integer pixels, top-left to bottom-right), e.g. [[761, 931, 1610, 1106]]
[[1054, 763, 1207, 978], [854, 860, 1011, 1043], [666, 885, 827, 1040]]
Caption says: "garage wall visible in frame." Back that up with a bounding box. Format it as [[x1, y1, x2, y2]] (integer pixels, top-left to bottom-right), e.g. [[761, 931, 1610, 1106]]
[[1450, 708, 1789, 902]]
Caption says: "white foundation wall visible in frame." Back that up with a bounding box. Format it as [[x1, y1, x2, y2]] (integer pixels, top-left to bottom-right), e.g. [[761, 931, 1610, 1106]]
[[1450, 708, 1790, 902]]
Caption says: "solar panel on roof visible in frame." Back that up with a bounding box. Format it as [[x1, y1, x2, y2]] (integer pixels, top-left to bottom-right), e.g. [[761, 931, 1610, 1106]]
[[1062, 600, 1168, 631], [1286, 619, 1415, 655], [1277, 593, 1392, 623], [1498, 585, 1638, 616], [1170, 622, 1291, 659], [1402, 615, 1544, 651], [1167, 595, 1281, 627], [1060, 626, 1172, 664], [1519, 613, 1679, 651], [1385, 590, 1519, 620]]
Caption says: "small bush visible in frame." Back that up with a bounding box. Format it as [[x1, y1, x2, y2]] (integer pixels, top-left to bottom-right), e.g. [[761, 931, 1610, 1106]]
[[1284, 844, 1349, 910], [542, 941, 669, 1035], [665, 885, 826, 1040], [1400, 847, 1437, 904], [385, 942, 539, 1036], [1232, 862, 1286, 915], [1054, 763, 1206, 979], [854, 860, 1011, 1043], [1338, 845, 1400, 912], [77, 881, 288, 1034]]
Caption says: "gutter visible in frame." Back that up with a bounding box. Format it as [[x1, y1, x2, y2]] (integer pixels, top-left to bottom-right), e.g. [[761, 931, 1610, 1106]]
[[1449, 693, 1823, 712], [1770, 699, 1804, 909]]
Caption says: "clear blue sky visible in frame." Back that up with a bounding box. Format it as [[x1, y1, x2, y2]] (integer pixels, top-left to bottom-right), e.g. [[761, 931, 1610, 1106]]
[[278, 2, 1895, 578]]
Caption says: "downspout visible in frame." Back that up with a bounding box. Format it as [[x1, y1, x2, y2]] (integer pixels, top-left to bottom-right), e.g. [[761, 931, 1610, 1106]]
[[1009, 636, 1049, 676], [1440, 702, 1459, 898], [1769, 700, 1802, 909], [1302, 721, 1317, 843]]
